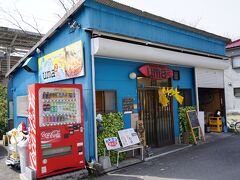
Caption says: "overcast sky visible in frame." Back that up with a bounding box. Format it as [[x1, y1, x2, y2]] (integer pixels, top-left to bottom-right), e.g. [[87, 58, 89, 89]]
[[0, 0, 239, 41]]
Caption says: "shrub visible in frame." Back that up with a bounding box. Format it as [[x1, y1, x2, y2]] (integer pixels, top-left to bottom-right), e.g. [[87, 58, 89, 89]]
[[97, 112, 126, 163], [178, 106, 196, 144], [0, 85, 7, 137]]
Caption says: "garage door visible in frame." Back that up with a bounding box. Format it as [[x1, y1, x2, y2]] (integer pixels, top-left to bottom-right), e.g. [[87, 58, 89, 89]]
[[195, 68, 224, 88]]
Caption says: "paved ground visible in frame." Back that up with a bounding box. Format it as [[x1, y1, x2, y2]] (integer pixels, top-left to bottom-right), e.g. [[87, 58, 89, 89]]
[[0, 141, 20, 180], [0, 133, 238, 180], [96, 133, 240, 180]]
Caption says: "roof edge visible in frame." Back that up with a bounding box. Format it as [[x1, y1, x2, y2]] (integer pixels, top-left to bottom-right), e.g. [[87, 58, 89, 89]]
[[226, 39, 240, 49], [96, 0, 231, 43]]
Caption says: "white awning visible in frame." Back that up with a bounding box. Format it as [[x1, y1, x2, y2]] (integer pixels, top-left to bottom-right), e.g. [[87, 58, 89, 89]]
[[92, 37, 230, 70]]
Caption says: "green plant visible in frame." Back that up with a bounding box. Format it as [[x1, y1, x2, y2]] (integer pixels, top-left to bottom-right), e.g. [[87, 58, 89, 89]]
[[178, 106, 196, 143], [0, 85, 7, 137], [97, 112, 126, 163]]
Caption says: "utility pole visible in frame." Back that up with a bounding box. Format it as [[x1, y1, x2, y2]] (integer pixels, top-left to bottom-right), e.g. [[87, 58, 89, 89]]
[[6, 47, 11, 72]]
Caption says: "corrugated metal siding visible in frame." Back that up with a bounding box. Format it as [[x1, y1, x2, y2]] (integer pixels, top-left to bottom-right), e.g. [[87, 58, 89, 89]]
[[95, 0, 229, 43], [195, 68, 224, 88]]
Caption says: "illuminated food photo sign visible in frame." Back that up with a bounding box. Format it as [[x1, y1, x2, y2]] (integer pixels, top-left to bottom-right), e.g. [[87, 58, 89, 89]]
[[38, 40, 84, 83]]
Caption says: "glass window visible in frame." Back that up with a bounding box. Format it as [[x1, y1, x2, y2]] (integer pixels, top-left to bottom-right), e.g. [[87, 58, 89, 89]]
[[234, 88, 240, 97], [232, 57, 240, 69], [179, 89, 192, 107], [96, 90, 117, 113], [137, 77, 170, 88]]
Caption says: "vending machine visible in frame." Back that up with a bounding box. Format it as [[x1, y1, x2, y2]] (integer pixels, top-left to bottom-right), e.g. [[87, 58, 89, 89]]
[[28, 84, 85, 179]]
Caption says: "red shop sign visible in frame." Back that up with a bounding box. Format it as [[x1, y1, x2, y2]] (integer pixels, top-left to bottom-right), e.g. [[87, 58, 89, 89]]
[[41, 129, 61, 144], [139, 64, 173, 80]]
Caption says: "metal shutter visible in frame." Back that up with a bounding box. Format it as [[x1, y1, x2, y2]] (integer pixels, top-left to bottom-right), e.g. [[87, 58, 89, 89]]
[[195, 68, 224, 88]]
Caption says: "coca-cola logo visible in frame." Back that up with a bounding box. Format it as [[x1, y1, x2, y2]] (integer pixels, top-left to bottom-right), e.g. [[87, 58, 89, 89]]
[[41, 129, 61, 143]]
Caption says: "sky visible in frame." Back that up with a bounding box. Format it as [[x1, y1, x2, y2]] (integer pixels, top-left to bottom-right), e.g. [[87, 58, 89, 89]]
[[0, 0, 239, 40]]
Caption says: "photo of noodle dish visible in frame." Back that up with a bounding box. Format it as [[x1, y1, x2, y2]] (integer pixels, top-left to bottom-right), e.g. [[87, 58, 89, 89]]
[[64, 42, 84, 78]]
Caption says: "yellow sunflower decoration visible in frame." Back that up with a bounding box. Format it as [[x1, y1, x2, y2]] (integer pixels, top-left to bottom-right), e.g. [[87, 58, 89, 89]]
[[158, 87, 184, 106]]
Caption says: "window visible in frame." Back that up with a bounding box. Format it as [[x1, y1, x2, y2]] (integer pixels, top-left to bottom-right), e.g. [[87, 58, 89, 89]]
[[173, 70, 180, 80], [96, 90, 117, 113], [234, 88, 240, 97], [232, 57, 240, 69], [137, 77, 171, 88], [179, 89, 192, 107]]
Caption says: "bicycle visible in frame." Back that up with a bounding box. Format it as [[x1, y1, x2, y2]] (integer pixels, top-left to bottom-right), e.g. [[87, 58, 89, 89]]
[[227, 119, 240, 134], [234, 121, 240, 134]]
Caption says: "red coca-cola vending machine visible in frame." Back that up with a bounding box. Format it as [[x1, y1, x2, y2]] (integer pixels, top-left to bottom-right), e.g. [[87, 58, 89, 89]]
[[28, 84, 85, 179]]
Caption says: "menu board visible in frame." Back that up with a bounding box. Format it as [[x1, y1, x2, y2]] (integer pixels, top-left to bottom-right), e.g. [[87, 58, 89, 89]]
[[187, 111, 200, 128], [122, 97, 134, 113], [131, 113, 139, 129], [186, 111, 205, 144], [118, 128, 140, 147], [39, 88, 81, 127]]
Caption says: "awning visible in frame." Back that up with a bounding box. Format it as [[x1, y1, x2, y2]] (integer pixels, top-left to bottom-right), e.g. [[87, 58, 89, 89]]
[[92, 37, 230, 70]]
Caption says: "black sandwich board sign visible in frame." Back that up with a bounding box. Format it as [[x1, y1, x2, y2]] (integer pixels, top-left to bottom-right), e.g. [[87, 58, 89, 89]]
[[186, 111, 205, 144]]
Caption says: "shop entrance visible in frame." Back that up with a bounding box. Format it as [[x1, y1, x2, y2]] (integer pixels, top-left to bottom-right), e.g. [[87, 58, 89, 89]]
[[198, 88, 225, 123], [137, 77, 174, 147]]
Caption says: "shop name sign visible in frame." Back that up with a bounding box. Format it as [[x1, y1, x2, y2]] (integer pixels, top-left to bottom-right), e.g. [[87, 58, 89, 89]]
[[139, 64, 173, 80], [38, 40, 85, 83]]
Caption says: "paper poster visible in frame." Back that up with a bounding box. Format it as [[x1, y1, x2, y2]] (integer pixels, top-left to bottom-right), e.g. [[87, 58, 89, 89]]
[[38, 40, 84, 83], [131, 113, 139, 129], [104, 137, 121, 150], [118, 128, 140, 147]]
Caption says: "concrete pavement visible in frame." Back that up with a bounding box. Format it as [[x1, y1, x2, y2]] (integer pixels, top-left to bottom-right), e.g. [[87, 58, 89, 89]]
[[0, 141, 20, 180]]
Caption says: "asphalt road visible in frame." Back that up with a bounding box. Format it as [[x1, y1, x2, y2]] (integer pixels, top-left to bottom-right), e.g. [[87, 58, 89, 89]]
[[0, 134, 239, 180], [96, 134, 240, 180]]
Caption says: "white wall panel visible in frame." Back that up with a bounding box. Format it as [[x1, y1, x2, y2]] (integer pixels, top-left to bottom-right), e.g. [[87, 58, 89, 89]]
[[17, 96, 28, 117]]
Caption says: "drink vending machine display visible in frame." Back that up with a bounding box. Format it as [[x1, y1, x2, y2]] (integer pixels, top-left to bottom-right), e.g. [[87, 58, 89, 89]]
[[28, 84, 85, 179]]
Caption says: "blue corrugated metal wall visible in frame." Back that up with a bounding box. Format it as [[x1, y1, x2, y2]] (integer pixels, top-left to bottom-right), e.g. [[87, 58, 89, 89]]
[[85, 0, 226, 56], [10, 69, 37, 127], [95, 58, 140, 129], [172, 67, 196, 137], [95, 58, 195, 138]]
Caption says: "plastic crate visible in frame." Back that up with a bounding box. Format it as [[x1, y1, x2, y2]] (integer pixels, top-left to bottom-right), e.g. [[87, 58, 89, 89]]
[[210, 124, 222, 132], [209, 117, 222, 125], [209, 116, 222, 132], [209, 119, 222, 125]]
